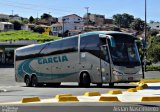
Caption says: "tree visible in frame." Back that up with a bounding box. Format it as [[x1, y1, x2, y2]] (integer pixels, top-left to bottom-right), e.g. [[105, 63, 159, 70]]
[[130, 18, 145, 31], [150, 20, 155, 23], [113, 13, 134, 28], [21, 18, 29, 24], [0, 18, 9, 22], [33, 26, 45, 34], [150, 29, 159, 37], [29, 16, 35, 23], [10, 20, 22, 30], [147, 34, 160, 62], [41, 13, 52, 20], [113, 14, 122, 28]]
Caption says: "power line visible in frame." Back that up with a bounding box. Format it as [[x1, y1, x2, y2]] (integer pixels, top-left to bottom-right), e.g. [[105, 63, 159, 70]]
[[0, 2, 76, 17], [1, 1, 75, 14], [85, 7, 89, 28]]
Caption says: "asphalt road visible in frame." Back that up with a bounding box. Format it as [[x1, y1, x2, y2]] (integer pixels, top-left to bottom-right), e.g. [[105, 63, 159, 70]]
[[0, 68, 137, 102], [0, 67, 160, 112]]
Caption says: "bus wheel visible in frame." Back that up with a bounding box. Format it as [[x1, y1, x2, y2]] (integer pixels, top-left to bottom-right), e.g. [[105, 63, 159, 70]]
[[80, 72, 90, 87], [31, 75, 38, 87], [25, 76, 31, 87], [109, 83, 114, 87]]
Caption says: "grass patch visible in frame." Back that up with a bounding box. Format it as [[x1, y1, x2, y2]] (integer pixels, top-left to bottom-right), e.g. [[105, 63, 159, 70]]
[[146, 65, 160, 71], [142, 78, 160, 80], [0, 30, 60, 43], [141, 78, 160, 83]]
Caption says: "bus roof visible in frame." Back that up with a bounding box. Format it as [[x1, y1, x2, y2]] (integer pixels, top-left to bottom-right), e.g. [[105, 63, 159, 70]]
[[80, 31, 134, 37], [16, 31, 136, 51], [16, 44, 39, 51]]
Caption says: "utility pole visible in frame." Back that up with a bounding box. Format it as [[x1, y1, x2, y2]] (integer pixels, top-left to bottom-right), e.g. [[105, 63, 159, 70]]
[[145, 0, 147, 42], [37, 12, 39, 19], [11, 10, 14, 15], [85, 7, 89, 30], [62, 18, 65, 38], [142, 0, 147, 79]]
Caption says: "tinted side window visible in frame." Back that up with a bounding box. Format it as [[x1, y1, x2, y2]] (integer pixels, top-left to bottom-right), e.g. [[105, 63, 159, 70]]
[[41, 37, 78, 55], [41, 41, 62, 55], [80, 34, 100, 57], [16, 44, 45, 60], [61, 37, 78, 53]]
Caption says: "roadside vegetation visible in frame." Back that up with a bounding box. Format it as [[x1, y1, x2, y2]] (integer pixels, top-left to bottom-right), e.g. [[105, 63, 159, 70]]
[[0, 30, 60, 43], [146, 65, 160, 71]]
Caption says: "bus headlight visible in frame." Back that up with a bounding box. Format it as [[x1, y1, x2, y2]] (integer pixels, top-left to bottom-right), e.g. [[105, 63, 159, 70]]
[[113, 70, 123, 76]]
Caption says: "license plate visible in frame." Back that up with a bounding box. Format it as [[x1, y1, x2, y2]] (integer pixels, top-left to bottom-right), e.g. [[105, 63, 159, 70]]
[[128, 77, 133, 80]]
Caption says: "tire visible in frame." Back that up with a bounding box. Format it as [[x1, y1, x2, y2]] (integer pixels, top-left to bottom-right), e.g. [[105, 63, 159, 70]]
[[97, 83, 103, 87], [25, 76, 31, 87], [31, 75, 38, 87], [80, 72, 90, 87], [109, 83, 114, 87]]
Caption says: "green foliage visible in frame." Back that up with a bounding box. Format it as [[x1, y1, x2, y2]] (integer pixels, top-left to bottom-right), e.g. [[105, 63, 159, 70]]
[[113, 13, 134, 28], [21, 19, 29, 24], [0, 30, 59, 43], [41, 13, 52, 20], [10, 20, 22, 30], [130, 18, 145, 31], [150, 30, 159, 36], [0, 18, 9, 22], [33, 26, 45, 34], [29, 16, 35, 23], [146, 66, 160, 71], [148, 36, 160, 62]]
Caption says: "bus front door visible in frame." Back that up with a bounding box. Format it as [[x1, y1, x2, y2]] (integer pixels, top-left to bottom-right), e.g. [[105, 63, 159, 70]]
[[100, 45, 111, 83]]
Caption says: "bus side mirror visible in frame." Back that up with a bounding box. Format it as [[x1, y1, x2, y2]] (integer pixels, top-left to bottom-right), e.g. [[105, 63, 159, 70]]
[[99, 34, 116, 48]]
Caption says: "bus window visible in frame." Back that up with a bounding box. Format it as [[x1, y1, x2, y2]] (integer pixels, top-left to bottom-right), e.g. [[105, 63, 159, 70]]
[[80, 34, 100, 58], [41, 41, 62, 55], [61, 37, 78, 53]]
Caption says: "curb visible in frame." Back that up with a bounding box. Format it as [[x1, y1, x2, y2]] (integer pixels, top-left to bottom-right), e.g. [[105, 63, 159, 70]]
[[99, 96, 120, 102], [108, 90, 122, 94], [136, 86, 143, 90], [84, 91, 101, 96], [141, 96, 160, 102], [58, 96, 79, 102], [21, 97, 41, 103], [127, 88, 137, 92], [55, 94, 73, 99]]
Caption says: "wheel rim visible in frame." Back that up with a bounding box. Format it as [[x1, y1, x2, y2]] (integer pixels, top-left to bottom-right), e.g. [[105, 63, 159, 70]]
[[32, 77, 38, 87], [82, 73, 90, 87], [26, 78, 30, 86]]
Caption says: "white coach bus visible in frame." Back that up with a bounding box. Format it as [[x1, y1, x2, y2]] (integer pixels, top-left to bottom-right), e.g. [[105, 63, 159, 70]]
[[15, 31, 142, 87]]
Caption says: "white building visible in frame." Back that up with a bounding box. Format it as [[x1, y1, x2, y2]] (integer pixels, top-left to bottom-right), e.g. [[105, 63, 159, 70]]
[[0, 22, 14, 32], [9, 15, 22, 21], [51, 14, 84, 36], [0, 14, 9, 20], [148, 22, 160, 30]]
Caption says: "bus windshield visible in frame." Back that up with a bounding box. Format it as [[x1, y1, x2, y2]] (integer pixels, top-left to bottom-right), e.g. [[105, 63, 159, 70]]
[[108, 34, 141, 67]]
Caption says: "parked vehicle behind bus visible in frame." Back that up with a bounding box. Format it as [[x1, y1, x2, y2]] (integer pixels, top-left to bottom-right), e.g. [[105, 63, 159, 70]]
[[15, 31, 142, 87]]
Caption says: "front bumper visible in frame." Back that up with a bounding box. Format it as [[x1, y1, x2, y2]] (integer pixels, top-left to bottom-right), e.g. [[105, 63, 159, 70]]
[[113, 74, 143, 82]]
